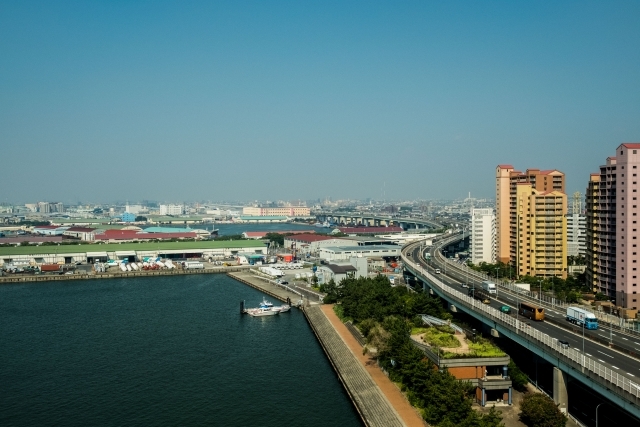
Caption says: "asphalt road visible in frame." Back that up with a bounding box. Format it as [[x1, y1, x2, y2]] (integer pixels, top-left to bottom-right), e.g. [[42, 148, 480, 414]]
[[405, 244, 640, 382]]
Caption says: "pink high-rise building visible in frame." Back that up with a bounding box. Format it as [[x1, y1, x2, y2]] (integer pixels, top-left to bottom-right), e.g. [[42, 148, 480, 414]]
[[586, 143, 640, 309]]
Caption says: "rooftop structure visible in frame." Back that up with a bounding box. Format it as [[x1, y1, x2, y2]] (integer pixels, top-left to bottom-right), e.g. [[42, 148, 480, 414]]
[[93, 229, 199, 241]]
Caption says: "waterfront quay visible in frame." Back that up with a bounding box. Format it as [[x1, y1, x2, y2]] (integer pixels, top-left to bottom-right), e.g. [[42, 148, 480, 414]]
[[0, 264, 252, 284], [228, 271, 422, 427], [228, 271, 311, 307]]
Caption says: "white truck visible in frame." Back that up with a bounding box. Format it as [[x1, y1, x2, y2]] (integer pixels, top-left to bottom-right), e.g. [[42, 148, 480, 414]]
[[183, 261, 204, 270], [566, 306, 599, 330], [481, 280, 497, 294]]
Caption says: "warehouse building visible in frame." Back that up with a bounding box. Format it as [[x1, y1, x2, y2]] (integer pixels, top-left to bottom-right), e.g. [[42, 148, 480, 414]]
[[319, 245, 401, 262], [0, 241, 267, 266], [283, 234, 354, 254]]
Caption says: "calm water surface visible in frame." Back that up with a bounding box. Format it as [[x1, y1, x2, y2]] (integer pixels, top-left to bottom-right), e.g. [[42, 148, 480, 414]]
[[0, 275, 362, 427]]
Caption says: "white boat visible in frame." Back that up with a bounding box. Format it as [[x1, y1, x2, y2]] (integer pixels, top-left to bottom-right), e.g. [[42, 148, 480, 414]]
[[273, 304, 291, 313], [260, 297, 290, 313], [246, 307, 279, 317], [126, 264, 132, 271], [119, 263, 127, 272]]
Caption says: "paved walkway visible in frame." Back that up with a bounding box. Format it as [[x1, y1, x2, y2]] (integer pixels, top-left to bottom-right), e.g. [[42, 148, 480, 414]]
[[305, 306, 406, 427], [319, 305, 428, 427]]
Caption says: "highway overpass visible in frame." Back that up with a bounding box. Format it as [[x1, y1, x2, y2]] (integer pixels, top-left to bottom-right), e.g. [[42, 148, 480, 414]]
[[401, 234, 640, 423], [315, 212, 443, 230]]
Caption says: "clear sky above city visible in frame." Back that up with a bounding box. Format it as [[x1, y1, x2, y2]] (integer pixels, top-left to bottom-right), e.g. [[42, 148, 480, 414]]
[[1, 1, 639, 204]]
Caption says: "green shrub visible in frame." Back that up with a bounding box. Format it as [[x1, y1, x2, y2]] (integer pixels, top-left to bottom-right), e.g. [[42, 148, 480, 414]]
[[519, 393, 566, 427]]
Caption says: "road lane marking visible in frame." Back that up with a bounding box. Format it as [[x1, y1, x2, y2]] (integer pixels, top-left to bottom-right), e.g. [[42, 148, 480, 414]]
[[597, 351, 614, 358], [599, 359, 605, 362], [622, 337, 628, 341], [628, 373, 635, 376], [612, 366, 619, 369], [586, 353, 592, 356]]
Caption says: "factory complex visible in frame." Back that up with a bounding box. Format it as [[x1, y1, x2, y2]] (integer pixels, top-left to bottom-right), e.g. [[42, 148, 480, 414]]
[[0, 240, 266, 266]]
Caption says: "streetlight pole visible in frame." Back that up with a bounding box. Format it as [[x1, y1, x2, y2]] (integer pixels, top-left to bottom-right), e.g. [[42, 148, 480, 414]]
[[538, 279, 543, 304], [610, 314, 613, 346], [596, 402, 605, 427]]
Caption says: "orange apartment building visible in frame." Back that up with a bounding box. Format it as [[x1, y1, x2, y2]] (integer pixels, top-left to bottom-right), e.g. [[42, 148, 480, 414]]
[[496, 166, 568, 278]]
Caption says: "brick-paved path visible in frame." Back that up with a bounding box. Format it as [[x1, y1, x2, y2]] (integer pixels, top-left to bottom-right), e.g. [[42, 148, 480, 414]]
[[318, 305, 428, 427]]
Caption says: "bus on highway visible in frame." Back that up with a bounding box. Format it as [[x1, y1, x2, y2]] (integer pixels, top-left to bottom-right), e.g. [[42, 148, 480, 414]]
[[519, 302, 545, 321]]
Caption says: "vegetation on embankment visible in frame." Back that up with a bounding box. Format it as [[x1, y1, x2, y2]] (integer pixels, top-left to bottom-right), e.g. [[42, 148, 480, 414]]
[[325, 275, 504, 427]]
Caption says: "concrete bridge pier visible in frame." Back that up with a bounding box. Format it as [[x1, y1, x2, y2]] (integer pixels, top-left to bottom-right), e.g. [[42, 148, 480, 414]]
[[553, 367, 568, 415]]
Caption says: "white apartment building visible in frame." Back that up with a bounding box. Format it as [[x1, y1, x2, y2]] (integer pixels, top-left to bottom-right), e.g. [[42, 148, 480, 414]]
[[470, 208, 495, 264], [125, 204, 146, 214], [159, 204, 184, 215], [566, 213, 586, 257]]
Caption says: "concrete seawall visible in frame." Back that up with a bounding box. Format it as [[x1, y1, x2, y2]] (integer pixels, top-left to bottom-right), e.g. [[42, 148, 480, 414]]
[[0, 266, 250, 285], [303, 305, 406, 427], [226, 271, 407, 427], [228, 271, 305, 305]]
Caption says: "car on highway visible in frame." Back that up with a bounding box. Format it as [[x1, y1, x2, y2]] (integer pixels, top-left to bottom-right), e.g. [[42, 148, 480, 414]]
[[461, 283, 469, 288], [434, 268, 441, 274], [558, 340, 570, 349], [500, 305, 511, 314]]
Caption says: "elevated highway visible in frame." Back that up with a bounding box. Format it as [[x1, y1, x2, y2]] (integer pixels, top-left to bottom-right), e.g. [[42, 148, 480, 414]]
[[315, 212, 443, 230], [401, 235, 640, 420]]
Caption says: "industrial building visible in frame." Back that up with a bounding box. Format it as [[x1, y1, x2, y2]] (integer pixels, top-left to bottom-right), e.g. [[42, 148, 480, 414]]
[[319, 245, 401, 262], [0, 240, 267, 266], [120, 212, 136, 222], [495, 165, 567, 278], [242, 230, 315, 239], [586, 143, 640, 308], [470, 208, 495, 265], [242, 206, 310, 217], [63, 227, 96, 241], [93, 229, 200, 242], [233, 216, 288, 223], [283, 234, 354, 255]]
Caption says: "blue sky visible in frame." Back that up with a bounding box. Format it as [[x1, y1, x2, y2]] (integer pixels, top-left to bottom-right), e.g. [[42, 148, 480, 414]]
[[1, 1, 639, 204]]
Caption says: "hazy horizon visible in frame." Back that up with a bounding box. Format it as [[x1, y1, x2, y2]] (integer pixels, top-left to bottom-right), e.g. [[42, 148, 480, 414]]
[[2, 1, 639, 203]]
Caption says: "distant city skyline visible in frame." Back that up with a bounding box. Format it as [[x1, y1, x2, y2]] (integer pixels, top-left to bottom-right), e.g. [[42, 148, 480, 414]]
[[1, 2, 639, 202]]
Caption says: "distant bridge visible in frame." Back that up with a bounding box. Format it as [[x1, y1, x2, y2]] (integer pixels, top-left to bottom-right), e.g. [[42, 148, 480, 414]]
[[315, 212, 443, 230]]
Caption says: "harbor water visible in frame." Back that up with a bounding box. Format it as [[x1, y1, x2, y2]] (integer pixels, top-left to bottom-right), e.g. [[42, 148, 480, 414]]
[[0, 275, 362, 427]]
